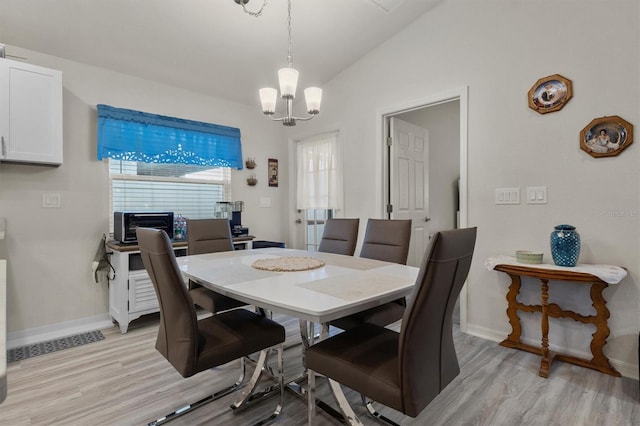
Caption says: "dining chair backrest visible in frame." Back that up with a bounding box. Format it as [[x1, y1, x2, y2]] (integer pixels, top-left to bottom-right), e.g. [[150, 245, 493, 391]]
[[317, 218, 360, 256], [359, 219, 412, 264], [136, 227, 199, 377], [398, 227, 477, 416], [186, 218, 234, 255]]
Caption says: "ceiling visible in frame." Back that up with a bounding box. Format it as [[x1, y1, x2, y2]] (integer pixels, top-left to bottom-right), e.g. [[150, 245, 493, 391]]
[[0, 0, 440, 106]]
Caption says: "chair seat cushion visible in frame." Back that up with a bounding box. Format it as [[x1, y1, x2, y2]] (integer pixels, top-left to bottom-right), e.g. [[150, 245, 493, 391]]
[[305, 323, 403, 413], [189, 286, 247, 313], [195, 309, 285, 372], [330, 298, 405, 330]]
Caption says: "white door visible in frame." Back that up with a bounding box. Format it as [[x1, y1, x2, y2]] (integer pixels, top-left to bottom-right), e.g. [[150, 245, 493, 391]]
[[389, 117, 429, 267]]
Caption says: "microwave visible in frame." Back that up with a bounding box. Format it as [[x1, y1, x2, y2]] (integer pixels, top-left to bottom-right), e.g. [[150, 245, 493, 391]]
[[114, 212, 174, 243]]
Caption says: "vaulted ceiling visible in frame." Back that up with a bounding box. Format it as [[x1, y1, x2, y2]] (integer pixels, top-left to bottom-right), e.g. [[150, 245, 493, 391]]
[[0, 0, 440, 106]]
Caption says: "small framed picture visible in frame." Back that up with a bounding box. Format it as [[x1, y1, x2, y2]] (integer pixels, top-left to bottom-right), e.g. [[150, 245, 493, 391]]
[[580, 115, 633, 158], [268, 158, 278, 187], [528, 74, 573, 114]]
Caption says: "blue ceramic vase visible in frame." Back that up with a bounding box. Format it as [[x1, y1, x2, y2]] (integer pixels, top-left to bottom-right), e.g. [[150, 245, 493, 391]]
[[550, 224, 580, 267]]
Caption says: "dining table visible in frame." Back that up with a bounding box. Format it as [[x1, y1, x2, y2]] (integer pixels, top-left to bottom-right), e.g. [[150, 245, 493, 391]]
[[177, 247, 419, 326], [176, 247, 419, 418]]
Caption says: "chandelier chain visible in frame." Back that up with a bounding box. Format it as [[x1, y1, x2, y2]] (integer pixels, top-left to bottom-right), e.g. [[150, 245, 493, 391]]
[[287, 0, 292, 67], [241, 0, 270, 17]]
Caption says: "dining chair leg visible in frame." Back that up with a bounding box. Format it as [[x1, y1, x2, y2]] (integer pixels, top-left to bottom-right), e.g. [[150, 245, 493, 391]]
[[327, 378, 365, 426], [251, 344, 284, 426], [147, 358, 247, 426], [362, 394, 400, 426], [230, 346, 282, 413]]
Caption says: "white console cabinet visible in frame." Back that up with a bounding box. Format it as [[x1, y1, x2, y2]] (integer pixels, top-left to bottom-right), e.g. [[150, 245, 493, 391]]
[[107, 236, 254, 333], [107, 240, 187, 333], [0, 58, 63, 165]]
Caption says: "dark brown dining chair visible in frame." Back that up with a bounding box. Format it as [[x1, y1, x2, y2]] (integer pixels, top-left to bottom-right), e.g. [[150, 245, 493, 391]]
[[186, 218, 246, 313], [317, 218, 360, 256], [136, 227, 285, 425], [306, 227, 477, 425], [330, 218, 412, 330], [359, 218, 412, 264]]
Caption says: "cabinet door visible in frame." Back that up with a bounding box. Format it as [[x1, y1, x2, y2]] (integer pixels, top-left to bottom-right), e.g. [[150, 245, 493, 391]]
[[128, 272, 159, 314], [0, 58, 63, 165]]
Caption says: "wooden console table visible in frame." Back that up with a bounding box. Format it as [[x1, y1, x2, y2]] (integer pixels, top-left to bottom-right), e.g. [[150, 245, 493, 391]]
[[488, 257, 625, 378]]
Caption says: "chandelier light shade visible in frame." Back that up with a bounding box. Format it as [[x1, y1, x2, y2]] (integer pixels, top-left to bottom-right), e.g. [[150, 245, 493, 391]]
[[277, 67, 299, 98], [304, 87, 322, 114], [236, 0, 322, 126], [259, 88, 278, 115]]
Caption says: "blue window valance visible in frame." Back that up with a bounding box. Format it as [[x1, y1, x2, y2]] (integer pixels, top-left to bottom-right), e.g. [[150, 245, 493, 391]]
[[97, 104, 243, 169]]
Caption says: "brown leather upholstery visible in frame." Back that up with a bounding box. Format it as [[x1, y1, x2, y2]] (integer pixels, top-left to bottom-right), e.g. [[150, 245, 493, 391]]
[[359, 219, 412, 265], [186, 218, 246, 313], [330, 218, 411, 330], [136, 227, 285, 378], [317, 218, 359, 256], [306, 227, 477, 418]]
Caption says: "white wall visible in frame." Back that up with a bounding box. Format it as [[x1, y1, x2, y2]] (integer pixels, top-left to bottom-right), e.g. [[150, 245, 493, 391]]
[[0, 46, 288, 334], [288, 0, 640, 377]]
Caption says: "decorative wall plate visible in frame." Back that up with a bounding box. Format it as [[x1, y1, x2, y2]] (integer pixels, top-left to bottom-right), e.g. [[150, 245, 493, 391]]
[[580, 115, 633, 158], [528, 74, 573, 114]]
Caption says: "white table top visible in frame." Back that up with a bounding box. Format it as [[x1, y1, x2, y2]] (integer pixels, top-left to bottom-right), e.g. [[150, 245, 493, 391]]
[[177, 248, 419, 323]]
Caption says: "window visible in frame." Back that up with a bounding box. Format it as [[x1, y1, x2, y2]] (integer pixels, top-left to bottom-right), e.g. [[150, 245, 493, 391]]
[[296, 131, 342, 250], [108, 160, 231, 230], [296, 132, 342, 211], [305, 209, 333, 251], [97, 105, 243, 232]]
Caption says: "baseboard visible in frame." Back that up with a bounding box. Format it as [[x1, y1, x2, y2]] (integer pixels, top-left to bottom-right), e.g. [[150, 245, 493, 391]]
[[7, 314, 115, 350], [465, 324, 638, 380]]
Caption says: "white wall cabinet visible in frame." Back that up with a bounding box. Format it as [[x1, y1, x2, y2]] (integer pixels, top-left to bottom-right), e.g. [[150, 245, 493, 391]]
[[0, 58, 63, 165]]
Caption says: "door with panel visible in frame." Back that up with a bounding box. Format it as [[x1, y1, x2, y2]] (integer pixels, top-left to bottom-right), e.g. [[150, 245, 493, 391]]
[[389, 117, 429, 267]]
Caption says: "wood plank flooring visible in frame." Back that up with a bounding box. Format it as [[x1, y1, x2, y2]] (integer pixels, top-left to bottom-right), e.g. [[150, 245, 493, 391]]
[[2, 313, 639, 425]]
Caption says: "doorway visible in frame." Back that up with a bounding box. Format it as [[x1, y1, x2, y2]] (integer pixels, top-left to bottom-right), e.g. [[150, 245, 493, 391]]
[[379, 87, 468, 329]]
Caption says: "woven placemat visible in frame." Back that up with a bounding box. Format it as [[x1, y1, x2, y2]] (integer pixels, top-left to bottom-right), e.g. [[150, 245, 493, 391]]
[[252, 256, 325, 272]]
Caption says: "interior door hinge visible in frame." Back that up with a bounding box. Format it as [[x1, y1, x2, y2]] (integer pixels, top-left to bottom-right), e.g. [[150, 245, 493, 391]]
[[386, 204, 393, 214], [386, 136, 393, 147]]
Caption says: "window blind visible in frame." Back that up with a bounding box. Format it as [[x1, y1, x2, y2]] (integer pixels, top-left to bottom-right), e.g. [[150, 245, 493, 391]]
[[108, 160, 231, 231]]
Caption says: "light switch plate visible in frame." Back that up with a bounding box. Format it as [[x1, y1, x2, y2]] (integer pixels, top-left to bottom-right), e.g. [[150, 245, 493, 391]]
[[42, 192, 61, 208], [495, 188, 520, 205], [526, 186, 547, 204], [259, 197, 272, 207]]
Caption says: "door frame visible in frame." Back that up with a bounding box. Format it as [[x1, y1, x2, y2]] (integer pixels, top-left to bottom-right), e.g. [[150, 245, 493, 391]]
[[376, 86, 469, 331]]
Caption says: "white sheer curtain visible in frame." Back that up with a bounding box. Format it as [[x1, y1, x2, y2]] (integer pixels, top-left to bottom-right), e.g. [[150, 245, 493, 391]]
[[296, 132, 342, 210]]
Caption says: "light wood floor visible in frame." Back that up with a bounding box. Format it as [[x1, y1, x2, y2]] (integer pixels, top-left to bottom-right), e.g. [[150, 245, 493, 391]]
[[2, 313, 639, 425]]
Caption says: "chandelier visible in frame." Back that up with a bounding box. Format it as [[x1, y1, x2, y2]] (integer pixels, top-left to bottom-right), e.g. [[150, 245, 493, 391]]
[[235, 0, 322, 126]]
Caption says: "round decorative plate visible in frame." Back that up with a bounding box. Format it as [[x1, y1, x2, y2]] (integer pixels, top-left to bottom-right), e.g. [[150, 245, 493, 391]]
[[251, 256, 325, 272]]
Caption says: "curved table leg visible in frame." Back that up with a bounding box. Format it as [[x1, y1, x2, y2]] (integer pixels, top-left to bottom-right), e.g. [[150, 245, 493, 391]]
[[500, 273, 523, 347], [588, 282, 620, 376]]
